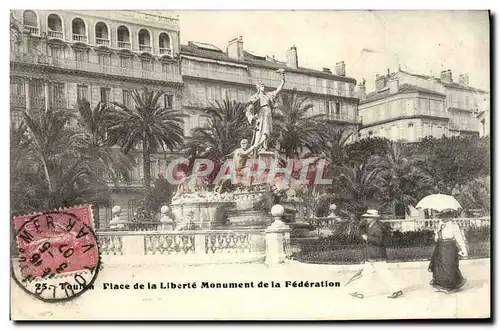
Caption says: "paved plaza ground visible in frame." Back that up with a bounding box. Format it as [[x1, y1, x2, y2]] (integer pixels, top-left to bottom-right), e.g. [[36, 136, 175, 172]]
[[10, 258, 490, 320]]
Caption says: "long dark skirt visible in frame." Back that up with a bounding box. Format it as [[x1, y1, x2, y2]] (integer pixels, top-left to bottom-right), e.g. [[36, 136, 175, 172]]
[[428, 239, 466, 292]]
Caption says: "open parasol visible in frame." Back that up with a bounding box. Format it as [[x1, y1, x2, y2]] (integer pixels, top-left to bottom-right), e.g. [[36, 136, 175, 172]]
[[415, 194, 462, 212]]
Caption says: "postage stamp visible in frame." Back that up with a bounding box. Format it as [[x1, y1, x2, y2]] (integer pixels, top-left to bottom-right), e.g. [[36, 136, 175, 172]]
[[11, 205, 101, 303]]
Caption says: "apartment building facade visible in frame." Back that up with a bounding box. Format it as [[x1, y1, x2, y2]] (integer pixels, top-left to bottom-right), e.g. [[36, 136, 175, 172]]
[[358, 68, 489, 142], [10, 10, 183, 227], [180, 37, 360, 140]]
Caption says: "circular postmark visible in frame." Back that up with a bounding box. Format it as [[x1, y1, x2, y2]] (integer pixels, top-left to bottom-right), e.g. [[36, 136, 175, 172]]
[[11, 206, 101, 303]]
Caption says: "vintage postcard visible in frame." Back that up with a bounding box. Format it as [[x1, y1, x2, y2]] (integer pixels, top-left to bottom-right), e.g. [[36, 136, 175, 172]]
[[9, 10, 490, 320]]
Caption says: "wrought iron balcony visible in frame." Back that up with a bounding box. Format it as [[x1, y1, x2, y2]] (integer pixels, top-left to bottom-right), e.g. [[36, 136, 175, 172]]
[[11, 94, 26, 108], [30, 96, 45, 109]]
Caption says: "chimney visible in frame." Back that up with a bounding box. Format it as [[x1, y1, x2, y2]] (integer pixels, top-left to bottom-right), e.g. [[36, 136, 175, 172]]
[[440, 69, 453, 84], [227, 36, 244, 61], [357, 80, 366, 101], [322, 67, 332, 73], [286, 46, 298, 69], [389, 77, 399, 94], [335, 61, 346, 76], [458, 74, 469, 87], [375, 74, 386, 91]]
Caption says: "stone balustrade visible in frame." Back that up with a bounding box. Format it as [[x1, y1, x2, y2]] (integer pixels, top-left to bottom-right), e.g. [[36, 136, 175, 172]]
[[304, 216, 490, 232], [96, 203, 292, 266]]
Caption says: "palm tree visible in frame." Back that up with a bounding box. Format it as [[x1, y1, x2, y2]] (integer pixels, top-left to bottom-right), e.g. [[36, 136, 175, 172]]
[[76, 99, 132, 184], [274, 88, 329, 158], [184, 99, 252, 162], [337, 162, 383, 221], [107, 88, 185, 190], [19, 108, 109, 210], [371, 141, 432, 216]]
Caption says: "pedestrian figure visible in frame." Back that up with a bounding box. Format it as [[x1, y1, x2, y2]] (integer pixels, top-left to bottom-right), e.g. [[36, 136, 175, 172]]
[[348, 209, 403, 299], [428, 209, 468, 293]]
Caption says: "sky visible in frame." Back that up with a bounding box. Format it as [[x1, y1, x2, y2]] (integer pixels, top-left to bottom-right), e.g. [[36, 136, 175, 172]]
[[171, 10, 490, 93]]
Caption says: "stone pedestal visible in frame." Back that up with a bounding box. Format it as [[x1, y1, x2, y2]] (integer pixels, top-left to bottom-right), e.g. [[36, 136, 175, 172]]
[[265, 205, 291, 265]]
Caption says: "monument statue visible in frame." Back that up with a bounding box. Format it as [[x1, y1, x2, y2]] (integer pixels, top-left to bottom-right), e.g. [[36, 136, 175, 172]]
[[246, 69, 286, 154], [228, 138, 258, 186]]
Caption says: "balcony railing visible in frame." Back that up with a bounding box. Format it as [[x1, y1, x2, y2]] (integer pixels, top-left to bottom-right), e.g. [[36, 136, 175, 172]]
[[30, 96, 45, 109], [11, 94, 26, 108], [72, 34, 87, 43], [10, 111, 24, 128], [11, 51, 183, 84], [48, 30, 63, 39], [182, 66, 356, 98], [449, 120, 478, 132], [327, 113, 360, 123], [96, 38, 110, 46], [117, 41, 131, 49], [52, 98, 67, 109], [159, 48, 172, 56], [139, 44, 152, 52], [25, 26, 39, 35]]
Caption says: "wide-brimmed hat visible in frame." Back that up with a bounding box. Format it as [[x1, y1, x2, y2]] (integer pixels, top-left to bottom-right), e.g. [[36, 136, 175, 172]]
[[361, 209, 380, 218]]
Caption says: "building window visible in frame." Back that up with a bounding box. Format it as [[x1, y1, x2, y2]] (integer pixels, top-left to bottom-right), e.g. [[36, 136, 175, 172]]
[[164, 94, 173, 109], [100, 87, 111, 105], [368, 130, 373, 137], [161, 62, 172, 73], [119, 56, 132, 69], [77, 84, 88, 102], [408, 123, 413, 127], [52, 82, 65, 99], [122, 90, 134, 108], [75, 49, 88, 62], [141, 59, 153, 71], [98, 53, 111, 66], [10, 77, 25, 96], [49, 46, 64, 59], [335, 102, 341, 115]]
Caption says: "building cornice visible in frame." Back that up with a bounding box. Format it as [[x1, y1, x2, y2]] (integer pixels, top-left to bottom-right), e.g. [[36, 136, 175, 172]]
[[361, 114, 450, 129], [182, 75, 359, 103], [10, 61, 183, 87]]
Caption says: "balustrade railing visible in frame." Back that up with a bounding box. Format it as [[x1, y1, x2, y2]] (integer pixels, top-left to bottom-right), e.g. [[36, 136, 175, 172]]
[[96, 38, 110, 46], [48, 30, 63, 39], [205, 232, 252, 254], [26, 26, 39, 35], [305, 217, 490, 232], [139, 45, 152, 52], [95, 229, 266, 258], [159, 48, 172, 56], [98, 235, 123, 255], [182, 66, 356, 98], [72, 34, 87, 43], [145, 234, 196, 255], [117, 41, 131, 49], [11, 51, 182, 83]]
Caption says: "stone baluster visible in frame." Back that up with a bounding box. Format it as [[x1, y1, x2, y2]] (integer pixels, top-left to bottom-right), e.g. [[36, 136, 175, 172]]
[[159, 205, 175, 231], [265, 204, 291, 265]]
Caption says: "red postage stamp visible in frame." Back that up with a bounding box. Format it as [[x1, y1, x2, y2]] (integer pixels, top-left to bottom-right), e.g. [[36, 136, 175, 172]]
[[12, 205, 100, 302]]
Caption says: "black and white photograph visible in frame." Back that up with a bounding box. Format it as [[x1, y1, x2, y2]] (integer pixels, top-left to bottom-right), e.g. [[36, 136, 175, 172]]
[[8, 9, 491, 320]]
